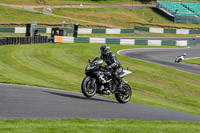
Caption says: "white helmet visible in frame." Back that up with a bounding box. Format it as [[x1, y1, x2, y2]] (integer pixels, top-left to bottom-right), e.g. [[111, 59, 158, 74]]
[[182, 53, 187, 56]]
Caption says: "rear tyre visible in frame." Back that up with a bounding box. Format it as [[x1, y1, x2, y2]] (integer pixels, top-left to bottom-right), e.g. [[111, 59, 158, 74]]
[[81, 76, 96, 97], [115, 81, 132, 104]]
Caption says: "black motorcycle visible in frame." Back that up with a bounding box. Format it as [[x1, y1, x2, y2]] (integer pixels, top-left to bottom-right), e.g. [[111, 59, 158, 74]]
[[81, 57, 132, 103]]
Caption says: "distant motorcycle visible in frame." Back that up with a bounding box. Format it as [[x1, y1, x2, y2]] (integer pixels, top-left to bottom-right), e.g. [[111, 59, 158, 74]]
[[175, 53, 187, 63], [81, 57, 132, 103]]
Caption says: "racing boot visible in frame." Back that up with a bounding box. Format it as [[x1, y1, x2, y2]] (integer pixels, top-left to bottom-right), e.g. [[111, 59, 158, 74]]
[[99, 85, 104, 92], [116, 82, 128, 95]]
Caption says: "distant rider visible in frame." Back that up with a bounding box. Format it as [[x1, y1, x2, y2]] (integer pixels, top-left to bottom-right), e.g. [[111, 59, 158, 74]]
[[100, 44, 126, 94], [175, 53, 187, 63]]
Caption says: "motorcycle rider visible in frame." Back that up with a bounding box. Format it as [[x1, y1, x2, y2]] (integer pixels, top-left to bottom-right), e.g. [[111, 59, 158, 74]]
[[100, 44, 126, 95], [175, 53, 187, 63]]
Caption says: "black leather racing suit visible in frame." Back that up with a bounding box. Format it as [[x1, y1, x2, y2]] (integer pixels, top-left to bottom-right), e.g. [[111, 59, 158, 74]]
[[100, 51, 123, 87]]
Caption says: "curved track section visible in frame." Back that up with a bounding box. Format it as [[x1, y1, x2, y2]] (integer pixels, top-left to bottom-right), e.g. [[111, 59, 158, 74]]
[[118, 47, 200, 75], [1, 83, 200, 122]]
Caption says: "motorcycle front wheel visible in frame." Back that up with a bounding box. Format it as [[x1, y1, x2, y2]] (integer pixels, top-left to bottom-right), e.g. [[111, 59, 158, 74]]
[[115, 81, 132, 103], [81, 76, 96, 97]]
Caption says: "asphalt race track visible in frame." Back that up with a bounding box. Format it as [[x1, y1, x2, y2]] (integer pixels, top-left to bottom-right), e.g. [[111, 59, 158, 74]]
[[118, 44, 200, 75], [0, 83, 200, 122]]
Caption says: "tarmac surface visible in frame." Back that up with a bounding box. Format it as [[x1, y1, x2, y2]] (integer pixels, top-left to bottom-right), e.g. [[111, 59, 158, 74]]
[[118, 46, 200, 75], [0, 83, 200, 122], [118, 40, 200, 75]]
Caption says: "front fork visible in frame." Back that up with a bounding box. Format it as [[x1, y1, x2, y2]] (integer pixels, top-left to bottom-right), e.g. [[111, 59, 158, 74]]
[[90, 78, 96, 88]]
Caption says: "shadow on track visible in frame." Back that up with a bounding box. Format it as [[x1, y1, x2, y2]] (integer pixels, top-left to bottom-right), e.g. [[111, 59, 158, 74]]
[[42, 91, 118, 104]]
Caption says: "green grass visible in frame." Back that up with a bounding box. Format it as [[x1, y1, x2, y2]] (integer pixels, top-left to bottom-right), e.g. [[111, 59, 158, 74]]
[[0, 5, 97, 27], [143, 32, 200, 37], [78, 33, 146, 37], [134, 7, 173, 24], [53, 7, 200, 29], [0, 119, 200, 133], [0, 33, 51, 37], [183, 58, 200, 65], [1, 4, 200, 29], [0, 0, 155, 5], [133, 8, 200, 28], [0, 43, 200, 115], [53, 8, 136, 28], [0, 33, 25, 37], [0, 33, 145, 38]]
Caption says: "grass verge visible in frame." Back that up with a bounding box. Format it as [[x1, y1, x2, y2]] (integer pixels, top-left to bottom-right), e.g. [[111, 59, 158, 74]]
[[144, 32, 200, 37], [0, 0, 154, 5], [0, 119, 200, 133], [78, 33, 146, 37], [0, 33, 25, 37], [0, 5, 98, 27], [0, 33, 145, 38], [0, 43, 200, 115], [52, 7, 200, 29], [0, 33, 51, 37], [183, 58, 200, 65], [1, 4, 200, 29]]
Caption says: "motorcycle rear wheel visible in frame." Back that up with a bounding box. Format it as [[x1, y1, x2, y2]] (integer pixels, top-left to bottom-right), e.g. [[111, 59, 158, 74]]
[[115, 81, 132, 103], [81, 76, 96, 97]]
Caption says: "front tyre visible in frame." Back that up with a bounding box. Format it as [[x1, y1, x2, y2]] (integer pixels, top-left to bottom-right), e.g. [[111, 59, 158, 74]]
[[81, 76, 96, 97], [115, 81, 132, 103]]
